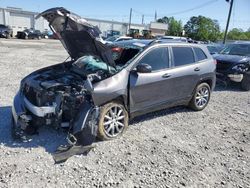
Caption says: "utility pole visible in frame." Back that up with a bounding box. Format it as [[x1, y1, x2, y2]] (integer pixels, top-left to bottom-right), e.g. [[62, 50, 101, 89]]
[[128, 8, 132, 34], [223, 0, 234, 44], [142, 15, 144, 24]]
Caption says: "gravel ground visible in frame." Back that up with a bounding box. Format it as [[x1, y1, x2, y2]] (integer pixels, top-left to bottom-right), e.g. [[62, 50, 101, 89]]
[[0, 39, 249, 188]]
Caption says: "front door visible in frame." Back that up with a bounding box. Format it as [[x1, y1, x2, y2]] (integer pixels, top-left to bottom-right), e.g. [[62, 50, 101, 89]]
[[129, 47, 172, 113]]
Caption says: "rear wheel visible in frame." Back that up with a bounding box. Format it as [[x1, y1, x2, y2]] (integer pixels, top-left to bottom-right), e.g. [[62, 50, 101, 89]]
[[189, 83, 211, 111], [241, 72, 250, 91], [97, 102, 128, 141]]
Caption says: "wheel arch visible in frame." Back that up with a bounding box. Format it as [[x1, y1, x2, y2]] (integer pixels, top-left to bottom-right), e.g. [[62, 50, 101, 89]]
[[191, 78, 213, 97], [198, 78, 213, 89], [98, 95, 129, 112]]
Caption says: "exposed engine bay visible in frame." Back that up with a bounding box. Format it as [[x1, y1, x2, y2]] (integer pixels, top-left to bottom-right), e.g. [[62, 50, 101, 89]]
[[12, 7, 141, 162], [15, 44, 140, 136]]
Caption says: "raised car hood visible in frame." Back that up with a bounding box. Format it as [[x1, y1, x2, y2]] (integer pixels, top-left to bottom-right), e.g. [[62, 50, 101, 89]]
[[36, 7, 115, 66], [213, 54, 250, 64]]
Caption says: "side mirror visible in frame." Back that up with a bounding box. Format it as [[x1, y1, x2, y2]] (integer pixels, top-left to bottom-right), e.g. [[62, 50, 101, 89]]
[[136, 64, 152, 73]]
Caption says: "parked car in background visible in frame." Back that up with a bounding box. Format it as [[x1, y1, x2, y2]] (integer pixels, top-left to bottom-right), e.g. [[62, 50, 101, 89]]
[[41, 30, 53, 39], [0, 24, 13, 38], [105, 30, 120, 38], [16, 29, 42, 39], [105, 35, 133, 44], [214, 42, 250, 90], [206, 44, 224, 55], [12, 7, 216, 144], [160, 36, 188, 43]]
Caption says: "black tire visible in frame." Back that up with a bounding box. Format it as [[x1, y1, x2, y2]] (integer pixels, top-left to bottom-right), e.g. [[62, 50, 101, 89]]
[[189, 83, 211, 111], [241, 72, 250, 91], [5, 33, 10, 39], [97, 102, 128, 141]]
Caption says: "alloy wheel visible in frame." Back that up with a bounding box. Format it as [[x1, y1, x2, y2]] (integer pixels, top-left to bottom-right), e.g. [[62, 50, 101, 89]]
[[103, 106, 125, 138], [195, 86, 209, 108]]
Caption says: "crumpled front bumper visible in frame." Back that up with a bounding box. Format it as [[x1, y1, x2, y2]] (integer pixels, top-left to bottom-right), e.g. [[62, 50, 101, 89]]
[[216, 72, 244, 83], [11, 91, 57, 138], [0, 32, 7, 38], [12, 91, 99, 143], [11, 91, 29, 138]]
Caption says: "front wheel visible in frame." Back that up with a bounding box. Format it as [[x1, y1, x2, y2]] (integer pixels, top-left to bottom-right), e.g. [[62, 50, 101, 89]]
[[241, 72, 250, 91], [189, 83, 211, 111], [97, 102, 128, 141], [5, 33, 10, 39]]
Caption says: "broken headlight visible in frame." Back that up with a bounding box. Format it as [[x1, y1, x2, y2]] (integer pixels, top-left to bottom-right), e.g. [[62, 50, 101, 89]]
[[231, 63, 249, 73]]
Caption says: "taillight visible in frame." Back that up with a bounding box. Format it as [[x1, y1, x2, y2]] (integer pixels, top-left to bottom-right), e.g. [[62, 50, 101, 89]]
[[112, 47, 122, 52], [213, 59, 217, 65]]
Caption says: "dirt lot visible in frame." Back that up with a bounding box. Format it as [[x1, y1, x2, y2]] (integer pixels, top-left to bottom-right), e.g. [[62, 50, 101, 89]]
[[0, 39, 249, 188]]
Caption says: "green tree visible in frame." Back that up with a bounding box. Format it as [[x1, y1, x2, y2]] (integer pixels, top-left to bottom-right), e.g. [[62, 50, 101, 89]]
[[184, 16, 220, 42], [227, 28, 248, 40], [157, 16, 183, 36], [245, 31, 250, 39], [157, 16, 169, 24]]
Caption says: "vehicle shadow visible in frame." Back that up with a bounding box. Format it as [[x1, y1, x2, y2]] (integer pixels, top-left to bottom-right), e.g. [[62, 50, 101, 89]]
[[0, 106, 67, 153], [130, 106, 189, 125], [214, 82, 243, 92]]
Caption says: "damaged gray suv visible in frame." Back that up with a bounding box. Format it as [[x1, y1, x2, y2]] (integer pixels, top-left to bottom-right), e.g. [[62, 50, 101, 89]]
[[12, 8, 216, 143]]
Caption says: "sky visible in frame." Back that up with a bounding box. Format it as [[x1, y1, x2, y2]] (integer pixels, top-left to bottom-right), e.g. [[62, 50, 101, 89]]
[[0, 0, 250, 31]]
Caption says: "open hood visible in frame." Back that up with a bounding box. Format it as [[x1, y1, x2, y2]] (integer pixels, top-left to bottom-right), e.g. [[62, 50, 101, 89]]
[[36, 7, 115, 66]]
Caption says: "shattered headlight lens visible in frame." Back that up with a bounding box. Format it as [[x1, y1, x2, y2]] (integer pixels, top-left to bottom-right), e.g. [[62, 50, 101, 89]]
[[231, 64, 248, 73]]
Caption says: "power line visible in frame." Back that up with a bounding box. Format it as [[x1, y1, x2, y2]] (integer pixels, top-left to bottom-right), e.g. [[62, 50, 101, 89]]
[[123, 0, 220, 18], [161, 0, 219, 16]]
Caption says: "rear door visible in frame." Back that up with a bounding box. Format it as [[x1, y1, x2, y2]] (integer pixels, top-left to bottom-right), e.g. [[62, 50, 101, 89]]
[[169, 46, 204, 100]]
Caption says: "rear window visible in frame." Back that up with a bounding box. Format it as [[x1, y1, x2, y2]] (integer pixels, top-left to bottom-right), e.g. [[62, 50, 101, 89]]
[[172, 47, 195, 67], [194, 47, 207, 61]]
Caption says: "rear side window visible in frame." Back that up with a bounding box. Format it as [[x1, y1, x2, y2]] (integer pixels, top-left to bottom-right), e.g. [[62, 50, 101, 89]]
[[194, 47, 207, 61], [172, 47, 195, 67], [139, 47, 169, 71]]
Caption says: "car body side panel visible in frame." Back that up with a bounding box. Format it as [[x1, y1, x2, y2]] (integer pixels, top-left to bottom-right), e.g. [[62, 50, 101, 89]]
[[91, 69, 129, 107]]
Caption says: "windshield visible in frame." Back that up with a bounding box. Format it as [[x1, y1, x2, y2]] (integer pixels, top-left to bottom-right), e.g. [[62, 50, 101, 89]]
[[106, 36, 119, 42], [220, 44, 250, 56], [207, 46, 219, 54], [71, 55, 117, 76], [24, 29, 32, 33]]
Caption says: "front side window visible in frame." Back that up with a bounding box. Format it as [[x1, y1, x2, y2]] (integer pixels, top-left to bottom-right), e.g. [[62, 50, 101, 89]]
[[139, 47, 169, 71], [172, 47, 195, 67]]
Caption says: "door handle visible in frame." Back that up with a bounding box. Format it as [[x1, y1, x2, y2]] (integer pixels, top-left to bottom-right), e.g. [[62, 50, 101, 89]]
[[194, 67, 200, 71], [162, 73, 171, 78]]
